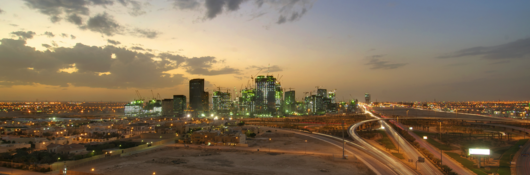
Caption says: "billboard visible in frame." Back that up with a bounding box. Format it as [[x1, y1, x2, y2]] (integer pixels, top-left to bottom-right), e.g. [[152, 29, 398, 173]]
[[469, 149, 490, 155]]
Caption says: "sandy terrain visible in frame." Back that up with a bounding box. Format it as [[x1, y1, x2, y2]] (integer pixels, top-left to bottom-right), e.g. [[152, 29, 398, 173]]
[[70, 131, 375, 175], [71, 148, 374, 175]]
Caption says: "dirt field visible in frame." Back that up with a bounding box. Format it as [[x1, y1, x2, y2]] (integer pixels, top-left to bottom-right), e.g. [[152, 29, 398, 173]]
[[70, 148, 374, 175]]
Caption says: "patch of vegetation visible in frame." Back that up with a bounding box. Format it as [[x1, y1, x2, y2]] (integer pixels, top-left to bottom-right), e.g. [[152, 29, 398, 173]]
[[392, 152, 405, 159], [375, 130, 397, 150], [498, 139, 528, 175], [445, 152, 487, 175]]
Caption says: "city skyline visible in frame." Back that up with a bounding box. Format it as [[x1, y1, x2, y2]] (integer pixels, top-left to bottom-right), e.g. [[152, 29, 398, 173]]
[[1, 0, 529, 102]]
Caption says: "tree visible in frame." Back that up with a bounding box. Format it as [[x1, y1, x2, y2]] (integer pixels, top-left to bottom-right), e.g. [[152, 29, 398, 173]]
[[237, 121, 245, 126], [249, 133, 256, 137]]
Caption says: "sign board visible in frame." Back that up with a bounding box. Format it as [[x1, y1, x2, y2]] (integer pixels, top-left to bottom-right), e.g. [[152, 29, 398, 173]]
[[469, 148, 490, 155]]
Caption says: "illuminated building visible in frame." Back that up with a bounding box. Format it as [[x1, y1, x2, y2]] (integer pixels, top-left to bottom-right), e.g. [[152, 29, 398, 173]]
[[284, 90, 295, 114], [255, 75, 277, 114], [202, 91, 209, 112], [124, 100, 143, 117], [173, 95, 186, 117], [212, 91, 231, 115], [239, 88, 256, 115], [365, 93, 371, 103], [189, 79, 205, 111]]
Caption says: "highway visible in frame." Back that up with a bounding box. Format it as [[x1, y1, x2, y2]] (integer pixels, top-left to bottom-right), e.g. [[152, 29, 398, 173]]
[[372, 106, 530, 175], [354, 110, 442, 175], [263, 126, 399, 175]]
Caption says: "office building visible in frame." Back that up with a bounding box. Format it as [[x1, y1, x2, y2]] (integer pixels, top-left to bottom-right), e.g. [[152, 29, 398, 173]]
[[162, 99, 173, 116], [190, 79, 205, 111], [173, 95, 186, 117], [365, 93, 371, 104]]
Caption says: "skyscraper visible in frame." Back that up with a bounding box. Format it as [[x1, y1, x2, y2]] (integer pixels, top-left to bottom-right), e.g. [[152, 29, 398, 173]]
[[162, 99, 174, 116], [365, 93, 371, 104], [284, 90, 295, 114], [173, 95, 186, 117], [255, 75, 277, 113], [189, 79, 205, 111]]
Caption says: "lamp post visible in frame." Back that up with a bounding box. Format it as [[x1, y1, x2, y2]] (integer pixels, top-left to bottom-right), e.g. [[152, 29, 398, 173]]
[[438, 120, 442, 140]]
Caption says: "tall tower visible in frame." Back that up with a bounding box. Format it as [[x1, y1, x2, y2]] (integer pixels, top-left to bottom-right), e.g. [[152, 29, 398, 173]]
[[173, 95, 186, 117], [189, 79, 205, 111], [284, 90, 295, 113], [365, 93, 371, 104], [255, 75, 277, 113]]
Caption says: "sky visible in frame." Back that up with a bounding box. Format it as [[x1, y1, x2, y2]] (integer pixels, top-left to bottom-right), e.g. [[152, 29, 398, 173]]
[[0, 0, 529, 102]]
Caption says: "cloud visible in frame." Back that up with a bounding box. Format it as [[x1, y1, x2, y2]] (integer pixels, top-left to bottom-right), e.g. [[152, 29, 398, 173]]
[[365, 56, 407, 70], [172, 0, 200, 10], [0, 38, 186, 89], [84, 13, 122, 36], [174, 0, 313, 24], [44, 31, 55, 38], [437, 37, 530, 60], [9, 24, 18, 27], [70, 35, 76, 39], [185, 56, 239, 75], [67, 14, 83, 25], [130, 28, 160, 39], [246, 65, 283, 73], [42, 44, 52, 49], [11, 31, 36, 40], [277, 8, 306, 24], [23, 0, 112, 24], [61, 33, 68, 38], [107, 39, 121, 45], [118, 0, 148, 16], [131, 46, 144, 51], [0, 8, 4, 14]]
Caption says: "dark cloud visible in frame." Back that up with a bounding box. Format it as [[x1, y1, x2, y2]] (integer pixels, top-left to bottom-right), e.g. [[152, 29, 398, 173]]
[[131, 46, 144, 51], [365, 57, 407, 70], [490, 60, 510, 65], [70, 35, 76, 39], [84, 13, 122, 36], [118, 0, 147, 16], [42, 44, 52, 49], [61, 33, 68, 38], [438, 38, 530, 60], [107, 39, 121, 45], [185, 56, 239, 75], [44, 31, 55, 38], [205, 0, 226, 19], [0, 8, 4, 14], [130, 28, 160, 39], [172, 0, 200, 10], [0, 38, 185, 89], [9, 24, 18, 27], [11, 31, 36, 40], [246, 65, 283, 73], [277, 8, 306, 24], [24, 0, 112, 24], [226, 0, 244, 11], [67, 14, 83, 25]]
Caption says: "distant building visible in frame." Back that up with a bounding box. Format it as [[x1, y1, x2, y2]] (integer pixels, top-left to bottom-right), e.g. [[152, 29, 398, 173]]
[[162, 99, 174, 116], [365, 93, 371, 104], [213, 91, 231, 114], [189, 79, 205, 112], [284, 90, 295, 114], [124, 100, 143, 117], [173, 95, 186, 117]]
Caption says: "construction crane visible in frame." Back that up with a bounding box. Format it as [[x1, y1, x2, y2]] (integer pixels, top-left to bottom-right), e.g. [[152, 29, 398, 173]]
[[135, 90, 142, 100], [151, 90, 155, 99], [157, 93, 161, 100]]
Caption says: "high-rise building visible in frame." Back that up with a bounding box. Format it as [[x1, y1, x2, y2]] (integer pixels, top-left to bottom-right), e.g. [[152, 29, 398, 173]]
[[239, 88, 255, 115], [255, 75, 277, 113], [212, 91, 230, 114], [162, 99, 174, 116], [189, 79, 205, 111], [202, 91, 209, 112], [173, 95, 186, 117], [365, 93, 371, 104], [284, 90, 295, 114]]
